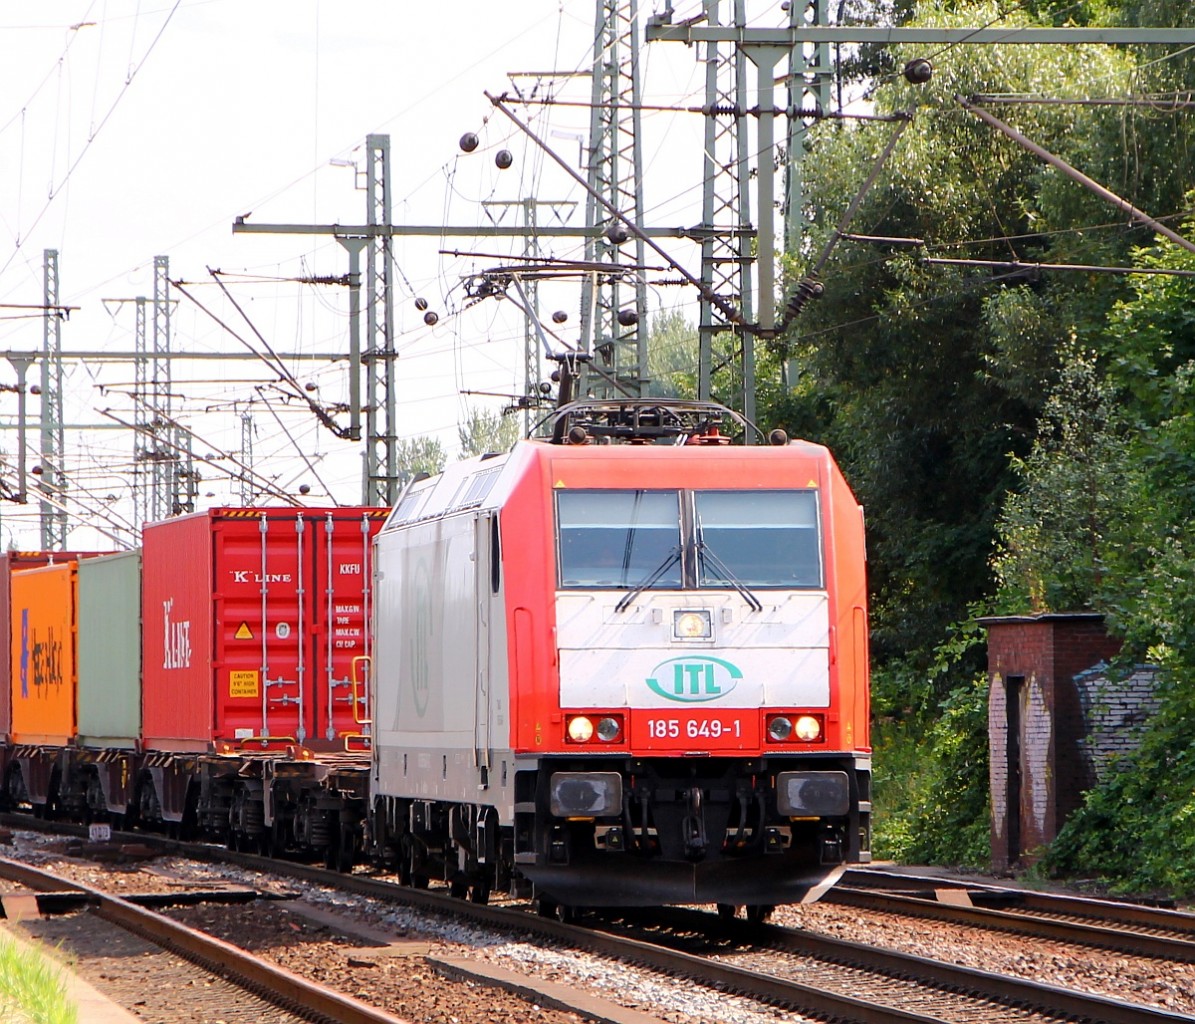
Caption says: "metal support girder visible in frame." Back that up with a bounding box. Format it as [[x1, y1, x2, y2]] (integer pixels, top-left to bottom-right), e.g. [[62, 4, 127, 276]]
[[483, 198, 574, 435], [579, 0, 649, 399], [365, 134, 398, 508], [696, 0, 754, 424], [648, 8, 1195, 426], [785, 0, 831, 254], [40, 249, 66, 549], [240, 410, 255, 505], [133, 294, 149, 526]]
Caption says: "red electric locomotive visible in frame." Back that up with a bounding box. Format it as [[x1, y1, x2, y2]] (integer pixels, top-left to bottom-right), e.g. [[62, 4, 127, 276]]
[[366, 399, 870, 915]]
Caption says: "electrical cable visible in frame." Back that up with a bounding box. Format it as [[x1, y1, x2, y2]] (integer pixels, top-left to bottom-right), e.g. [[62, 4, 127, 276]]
[[0, 0, 183, 282]]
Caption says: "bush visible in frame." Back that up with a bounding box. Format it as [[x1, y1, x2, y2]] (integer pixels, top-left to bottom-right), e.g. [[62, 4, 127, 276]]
[[871, 671, 991, 869]]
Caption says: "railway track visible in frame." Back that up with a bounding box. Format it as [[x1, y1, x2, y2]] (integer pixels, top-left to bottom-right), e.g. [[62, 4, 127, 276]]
[[0, 856, 408, 1024], [836, 866, 1195, 961], [6, 819, 1195, 1024]]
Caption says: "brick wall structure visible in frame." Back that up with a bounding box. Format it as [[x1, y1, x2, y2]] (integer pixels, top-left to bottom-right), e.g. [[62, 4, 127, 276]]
[[1075, 665, 1161, 784], [978, 613, 1124, 870]]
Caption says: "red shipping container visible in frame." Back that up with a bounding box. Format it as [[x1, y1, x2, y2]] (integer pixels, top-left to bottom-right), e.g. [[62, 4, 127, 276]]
[[0, 551, 107, 741], [141, 507, 386, 753]]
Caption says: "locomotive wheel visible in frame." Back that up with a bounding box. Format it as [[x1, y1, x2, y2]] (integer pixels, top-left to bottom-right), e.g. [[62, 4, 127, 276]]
[[449, 875, 469, 899], [399, 835, 429, 889], [716, 903, 738, 920], [535, 897, 574, 923], [470, 879, 491, 905], [744, 904, 775, 925]]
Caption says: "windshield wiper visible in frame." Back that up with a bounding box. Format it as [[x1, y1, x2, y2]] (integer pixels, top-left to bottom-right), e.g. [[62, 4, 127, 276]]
[[696, 519, 763, 613], [614, 546, 681, 613]]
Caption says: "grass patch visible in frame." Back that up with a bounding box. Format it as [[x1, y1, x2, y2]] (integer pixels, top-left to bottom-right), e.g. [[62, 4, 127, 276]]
[[0, 935, 78, 1024]]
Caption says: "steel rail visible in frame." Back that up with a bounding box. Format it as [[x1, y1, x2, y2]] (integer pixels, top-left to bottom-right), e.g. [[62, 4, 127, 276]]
[[146, 838, 1195, 1024], [7, 820, 1195, 1024], [0, 857, 410, 1024], [638, 905, 1195, 1024], [841, 867, 1195, 954]]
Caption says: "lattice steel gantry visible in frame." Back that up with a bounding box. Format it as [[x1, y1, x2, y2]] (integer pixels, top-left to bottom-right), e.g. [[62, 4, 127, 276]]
[[579, 0, 649, 400], [40, 249, 67, 548]]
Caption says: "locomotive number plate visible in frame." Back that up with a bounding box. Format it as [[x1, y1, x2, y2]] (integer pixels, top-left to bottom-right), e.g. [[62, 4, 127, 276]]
[[630, 710, 759, 750]]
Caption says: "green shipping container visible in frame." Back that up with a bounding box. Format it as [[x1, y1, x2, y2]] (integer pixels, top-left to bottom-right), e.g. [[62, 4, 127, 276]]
[[77, 550, 141, 748]]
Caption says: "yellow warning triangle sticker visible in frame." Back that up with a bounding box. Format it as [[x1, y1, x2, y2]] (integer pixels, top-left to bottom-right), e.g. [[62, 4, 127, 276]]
[[235, 622, 254, 640], [807, 479, 819, 488]]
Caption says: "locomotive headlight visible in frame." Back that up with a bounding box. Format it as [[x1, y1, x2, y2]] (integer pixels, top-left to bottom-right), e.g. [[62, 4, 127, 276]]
[[767, 715, 793, 741], [794, 715, 822, 741], [777, 771, 850, 816], [596, 716, 622, 742], [566, 715, 595, 743], [550, 772, 622, 817], [673, 609, 712, 640]]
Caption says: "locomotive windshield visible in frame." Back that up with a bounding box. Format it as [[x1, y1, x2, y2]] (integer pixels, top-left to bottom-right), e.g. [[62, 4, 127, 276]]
[[556, 488, 822, 590], [557, 490, 682, 587], [696, 490, 821, 588]]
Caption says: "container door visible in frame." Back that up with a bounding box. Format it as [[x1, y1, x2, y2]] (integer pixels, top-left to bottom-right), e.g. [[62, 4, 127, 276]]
[[10, 564, 78, 745], [215, 513, 315, 745], [312, 510, 381, 748]]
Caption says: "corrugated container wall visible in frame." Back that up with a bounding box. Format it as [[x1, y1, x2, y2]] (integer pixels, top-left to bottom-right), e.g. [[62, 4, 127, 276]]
[[9, 562, 78, 745], [0, 551, 105, 741], [141, 508, 384, 753], [77, 551, 142, 748]]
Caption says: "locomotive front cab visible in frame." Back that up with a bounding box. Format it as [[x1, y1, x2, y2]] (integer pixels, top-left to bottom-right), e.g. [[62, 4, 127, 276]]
[[514, 442, 872, 908]]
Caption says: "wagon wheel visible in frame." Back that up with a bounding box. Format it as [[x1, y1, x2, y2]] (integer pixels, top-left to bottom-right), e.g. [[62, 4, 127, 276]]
[[268, 815, 288, 859], [227, 785, 250, 852], [324, 817, 356, 873]]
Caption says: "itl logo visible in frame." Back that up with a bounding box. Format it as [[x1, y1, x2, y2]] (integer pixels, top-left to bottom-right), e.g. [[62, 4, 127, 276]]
[[162, 599, 192, 669], [646, 656, 742, 703]]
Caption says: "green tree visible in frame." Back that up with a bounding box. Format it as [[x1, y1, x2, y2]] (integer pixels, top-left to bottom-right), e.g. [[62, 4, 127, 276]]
[[992, 348, 1135, 614], [458, 406, 519, 458], [769, 0, 1137, 674], [645, 309, 698, 398], [396, 436, 446, 485]]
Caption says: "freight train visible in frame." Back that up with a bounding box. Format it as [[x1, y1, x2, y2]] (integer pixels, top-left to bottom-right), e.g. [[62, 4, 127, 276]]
[[0, 398, 871, 917]]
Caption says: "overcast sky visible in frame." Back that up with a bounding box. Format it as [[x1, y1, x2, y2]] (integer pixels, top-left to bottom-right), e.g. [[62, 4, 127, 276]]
[[0, 1, 784, 549]]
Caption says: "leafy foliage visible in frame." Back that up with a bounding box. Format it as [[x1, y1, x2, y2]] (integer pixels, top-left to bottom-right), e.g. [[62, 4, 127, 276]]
[[760, 1, 1195, 880], [872, 669, 991, 867], [458, 407, 519, 458], [767, 1, 1140, 673], [645, 309, 699, 398], [395, 436, 446, 486], [993, 236, 1195, 890]]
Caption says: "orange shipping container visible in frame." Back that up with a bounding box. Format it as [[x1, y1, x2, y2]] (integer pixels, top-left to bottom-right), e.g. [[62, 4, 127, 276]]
[[9, 562, 78, 745]]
